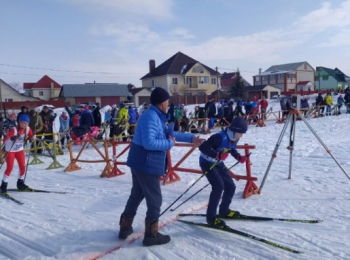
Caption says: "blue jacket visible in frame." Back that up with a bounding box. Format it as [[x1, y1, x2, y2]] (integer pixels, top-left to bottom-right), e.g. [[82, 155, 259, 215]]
[[199, 130, 239, 164], [128, 107, 137, 124], [80, 109, 94, 127], [104, 111, 110, 122], [59, 116, 69, 133], [127, 105, 194, 175]]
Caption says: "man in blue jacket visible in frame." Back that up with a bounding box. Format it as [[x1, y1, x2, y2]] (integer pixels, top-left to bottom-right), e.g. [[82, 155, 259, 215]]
[[199, 117, 248, 227], [119, 87, 204, 246]]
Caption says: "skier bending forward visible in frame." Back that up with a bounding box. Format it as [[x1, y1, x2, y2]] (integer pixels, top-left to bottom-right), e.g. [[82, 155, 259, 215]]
[[199, 117, 248, 227], [1, 114, 36, 193]]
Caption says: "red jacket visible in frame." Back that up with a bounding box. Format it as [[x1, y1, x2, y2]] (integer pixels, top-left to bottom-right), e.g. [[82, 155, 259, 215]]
[[259, 100, 269, 110]]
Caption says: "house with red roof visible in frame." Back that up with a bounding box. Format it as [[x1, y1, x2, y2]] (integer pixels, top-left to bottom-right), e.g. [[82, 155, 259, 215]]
[[23, 75, 62, 101]]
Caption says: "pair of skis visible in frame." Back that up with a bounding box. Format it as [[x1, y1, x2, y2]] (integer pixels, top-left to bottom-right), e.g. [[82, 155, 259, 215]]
[[178, 213, 323, 254], [0, 188, 66, 205]]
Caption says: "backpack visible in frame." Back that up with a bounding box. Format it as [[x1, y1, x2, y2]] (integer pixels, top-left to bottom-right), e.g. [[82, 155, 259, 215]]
[[174, 107, 182, 120]]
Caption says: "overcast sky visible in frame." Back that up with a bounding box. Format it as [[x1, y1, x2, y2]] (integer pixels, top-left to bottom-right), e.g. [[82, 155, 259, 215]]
[[1, 0, 350, 87]]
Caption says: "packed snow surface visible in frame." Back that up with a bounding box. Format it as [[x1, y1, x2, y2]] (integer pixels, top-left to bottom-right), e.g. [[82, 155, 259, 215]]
[[0, 113, 350, 260]]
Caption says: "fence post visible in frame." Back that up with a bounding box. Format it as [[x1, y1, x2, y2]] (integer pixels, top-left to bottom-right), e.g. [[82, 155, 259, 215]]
[[29, 139, 44, 165], [46, 140, 64, 170]]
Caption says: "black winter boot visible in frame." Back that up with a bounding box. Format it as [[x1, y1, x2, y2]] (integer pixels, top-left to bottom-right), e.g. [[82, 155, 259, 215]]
[[118, 214, 134, 239], [1, 181, 8, 193], [17, 179, 29, 190], [143, 220, 170, 246]]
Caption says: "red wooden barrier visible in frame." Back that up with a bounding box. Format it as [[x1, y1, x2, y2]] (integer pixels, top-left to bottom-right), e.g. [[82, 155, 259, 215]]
[[109, 141, 259, 199]]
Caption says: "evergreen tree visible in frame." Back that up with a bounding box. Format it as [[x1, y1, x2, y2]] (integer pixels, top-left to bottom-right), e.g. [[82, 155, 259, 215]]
[[230, 70, 246, 100]]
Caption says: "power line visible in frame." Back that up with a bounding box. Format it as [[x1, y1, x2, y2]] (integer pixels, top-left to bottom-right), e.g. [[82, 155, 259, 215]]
[[0, 71, 120, 78], [0, 63, 143, 75]]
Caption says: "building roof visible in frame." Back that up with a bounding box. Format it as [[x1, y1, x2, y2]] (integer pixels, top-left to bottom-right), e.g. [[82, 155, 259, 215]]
[[23, 75, 61, 89], [221, 72, 237, 80], [0, 79, 41, 101], [220, 72, 252, 92], [254, 62, 307, 76], [140, 52, 219, 80], [296, 81, 312, 86], [60, 83, 130, 98], [129, 87, 152, 95], [245, 85, 280, 92], [318, 67, 348, 83]]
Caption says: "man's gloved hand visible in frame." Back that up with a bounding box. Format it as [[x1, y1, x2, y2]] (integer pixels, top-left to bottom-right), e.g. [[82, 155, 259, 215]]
[[216, 152, 224, 161], [237, 155, 247, 164]]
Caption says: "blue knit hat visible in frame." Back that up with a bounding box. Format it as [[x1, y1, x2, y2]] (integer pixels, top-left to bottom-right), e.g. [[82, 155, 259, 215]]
[[229, 117, 248, 133], [19, 114, 30, 123]]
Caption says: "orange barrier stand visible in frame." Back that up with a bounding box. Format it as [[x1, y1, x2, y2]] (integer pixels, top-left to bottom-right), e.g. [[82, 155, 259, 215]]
[[109, 141, 258, 199]]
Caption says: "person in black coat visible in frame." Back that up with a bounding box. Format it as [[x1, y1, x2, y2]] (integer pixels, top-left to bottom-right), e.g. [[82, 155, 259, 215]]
[[92, 106, 102, 127], [315, 93, 325, 115], [205, 97, 216, 131], [16, 106, 29, 123]]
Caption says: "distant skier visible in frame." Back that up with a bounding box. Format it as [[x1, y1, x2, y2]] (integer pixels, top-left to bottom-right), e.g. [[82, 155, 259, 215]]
[[1, 115, 36, 193], [198, 117, 248, 227]]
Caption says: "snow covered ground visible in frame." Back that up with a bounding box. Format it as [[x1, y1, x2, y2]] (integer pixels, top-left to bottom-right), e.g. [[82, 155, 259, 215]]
[[1, 112, 350, 260]]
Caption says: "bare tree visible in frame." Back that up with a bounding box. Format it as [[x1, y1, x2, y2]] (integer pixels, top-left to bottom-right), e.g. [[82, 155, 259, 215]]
[[170, 84, 187, 96], [9, 81, 23, 92]]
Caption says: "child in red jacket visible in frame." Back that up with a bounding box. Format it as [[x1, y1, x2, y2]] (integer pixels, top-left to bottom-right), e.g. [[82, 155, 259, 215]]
[[1, 114, 35, 193]]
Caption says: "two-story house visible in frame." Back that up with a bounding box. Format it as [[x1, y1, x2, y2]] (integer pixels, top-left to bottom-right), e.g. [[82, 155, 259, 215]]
[[253, 62, 315, 92], [23, 75, 62, 101], [0, 79, 40, 107], [141, 52, 220, 96], [315, 67, 350, 91]]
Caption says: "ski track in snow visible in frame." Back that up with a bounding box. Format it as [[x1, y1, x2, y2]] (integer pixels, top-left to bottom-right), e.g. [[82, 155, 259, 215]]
[[1, 106, 350, 259]]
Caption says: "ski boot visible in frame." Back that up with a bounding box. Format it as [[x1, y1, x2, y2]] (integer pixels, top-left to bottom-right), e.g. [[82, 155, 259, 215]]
[[1, 181, 8, 193], [206, 217, 227, 228], [219, 209, 241, 219], [143, 219, 171, 246], [118, 214, 134, 239], [17, 179, 29, 190]]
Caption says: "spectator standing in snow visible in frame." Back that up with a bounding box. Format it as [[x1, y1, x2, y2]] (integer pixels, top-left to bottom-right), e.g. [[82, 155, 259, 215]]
[[59, 111, 70, 147], [80, 106, 94, 127], [166, 103, 175, 123], [92, 105, 102, 128], [198, 117, 248, 227], [315, 93, 325, 116], [336, 95, 345, 114], [259, 96, 269, 119], [324, 92, 333, 116], [119, 87, 204, 246], [0, 113, 3, 138], [205, 96, 216, 133], [128, 106, 137, 137], [3, 113, 17, 137], [344, 90, 350, 113], [16, 106, 29, 124], [301, 98, 310, 116]]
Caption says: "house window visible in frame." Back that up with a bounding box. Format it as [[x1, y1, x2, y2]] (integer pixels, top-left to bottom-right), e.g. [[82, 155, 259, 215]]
[[199, 76, 209, 84], [315, 76, 320, 81], [186, 92, 192, 96], [5, 99, 13, 102], [211, 78, 216, 84], [287, 74, 296, 79], [279, 74, 284, 79], [262, 76, 267, 81], [269, 75, 275, 80], [151, 80, 155, 87], [322, 76, 329, 80], [39, 91, 44, 96], [172, 78, 178, 85], [192, 66, 204, 73], [255, 76, 260, 81]]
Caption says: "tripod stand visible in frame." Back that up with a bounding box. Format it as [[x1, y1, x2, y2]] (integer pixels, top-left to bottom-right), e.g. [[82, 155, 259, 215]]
[[259, 110, 350, 193]]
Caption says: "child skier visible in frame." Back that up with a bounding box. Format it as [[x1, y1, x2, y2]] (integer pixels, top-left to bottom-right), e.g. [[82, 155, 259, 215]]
[[198, 117, 248, 227], [0, 114, 36, 193]]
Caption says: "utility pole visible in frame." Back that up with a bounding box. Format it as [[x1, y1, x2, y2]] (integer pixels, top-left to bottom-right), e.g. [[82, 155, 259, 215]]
[[0, 80, 3, 110], [216, 66, 220, 102]]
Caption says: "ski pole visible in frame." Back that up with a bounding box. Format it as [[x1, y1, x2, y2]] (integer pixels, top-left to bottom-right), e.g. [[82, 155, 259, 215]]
[[23, 142, 31, 182], [159, 160, 219, 217], [170, 153, 251, 212]]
